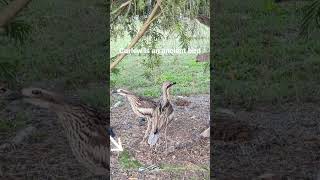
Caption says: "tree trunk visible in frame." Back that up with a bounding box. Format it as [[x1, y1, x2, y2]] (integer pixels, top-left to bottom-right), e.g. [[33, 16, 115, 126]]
[[0, 0, 32, 27]]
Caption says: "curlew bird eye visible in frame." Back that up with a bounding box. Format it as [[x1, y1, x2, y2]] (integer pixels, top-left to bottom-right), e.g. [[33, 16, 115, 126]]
[[31, 90, 42, 95]]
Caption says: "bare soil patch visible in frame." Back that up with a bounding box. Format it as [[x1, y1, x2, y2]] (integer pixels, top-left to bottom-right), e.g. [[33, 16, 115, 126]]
[[213, 103, 320, 179]]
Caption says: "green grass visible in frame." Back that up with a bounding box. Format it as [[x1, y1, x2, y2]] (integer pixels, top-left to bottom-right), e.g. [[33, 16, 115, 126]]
[[118, 150, 143, 169], [214, 0, 320, 108], [111, 21, 210, 97], [118, 150, 209, 178]]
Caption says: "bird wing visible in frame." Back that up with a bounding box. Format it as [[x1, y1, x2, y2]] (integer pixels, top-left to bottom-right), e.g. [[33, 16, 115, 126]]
[[148, 104, 162, 145], [147, 101, 174, 146], [136, 96, 157, 109], [161, 102, 173, 115], [80, 105, 109, 146]]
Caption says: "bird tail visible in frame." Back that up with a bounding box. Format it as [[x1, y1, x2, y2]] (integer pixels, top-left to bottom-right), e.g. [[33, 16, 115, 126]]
[[148, 132, 159, 146]]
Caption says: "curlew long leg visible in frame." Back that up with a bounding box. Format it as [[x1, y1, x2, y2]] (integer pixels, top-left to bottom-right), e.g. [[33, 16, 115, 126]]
[[164, 118, 169, 153], [142, 118, 151, 142]]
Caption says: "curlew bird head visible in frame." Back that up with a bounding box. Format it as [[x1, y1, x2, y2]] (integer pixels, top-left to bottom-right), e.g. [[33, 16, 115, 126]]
[[162, 81, 176, 90], [111, 88, 133, 96], [161, 81, 176, 102], [22, 87, 110, 176]]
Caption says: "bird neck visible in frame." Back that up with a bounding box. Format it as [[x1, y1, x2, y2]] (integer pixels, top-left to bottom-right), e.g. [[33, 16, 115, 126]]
[[162, 88, 170, 105], [126, 95, 139, 106]]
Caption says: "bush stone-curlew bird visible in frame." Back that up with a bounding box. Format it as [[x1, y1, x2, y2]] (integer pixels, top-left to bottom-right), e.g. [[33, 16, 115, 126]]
[[21, 87, 110, 176], [112, 88, 157, 142], [148, 81, 176, 146]]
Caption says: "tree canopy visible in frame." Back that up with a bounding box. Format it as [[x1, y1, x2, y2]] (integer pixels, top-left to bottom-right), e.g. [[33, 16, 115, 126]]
[[110, 0, 210, 72]]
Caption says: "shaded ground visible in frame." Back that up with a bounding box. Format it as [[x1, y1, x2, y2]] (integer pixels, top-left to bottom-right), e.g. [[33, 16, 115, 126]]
[[0, 92, 209, 179], [213, 103, 320, 179], [0, 99, 95, 179], [0, 83, 108, 179], [213, 0, 320, 178], [1, 90, 320, 179], [110, 95, 210, 179]]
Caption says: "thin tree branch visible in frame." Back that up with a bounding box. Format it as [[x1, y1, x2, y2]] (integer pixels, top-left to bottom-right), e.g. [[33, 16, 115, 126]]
[[110, 0, 163, 70], [0, 0, 32, 28], [111, 0, 132, 15]]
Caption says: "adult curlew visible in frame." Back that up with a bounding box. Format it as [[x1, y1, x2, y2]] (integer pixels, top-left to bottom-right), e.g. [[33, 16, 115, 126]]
[[148, 81, 176, 147], [21, 87, 110, 176], [112, 88, 157, 142]]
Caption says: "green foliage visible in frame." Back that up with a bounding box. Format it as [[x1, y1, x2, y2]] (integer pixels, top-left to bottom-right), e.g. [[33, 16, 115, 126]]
[[215, 0, 320, 107], [0, 56, 21, 86], [4, 19, 31, 44], [264, 0, 280, 13], [111, 0, 209, 80], [0, 0, 107, 90], [300, 0, 320, 38], [0, 0, 32, 44], [111, 12, 209, 95], [0, 0, 31, 87], [139, 27, 163, 80], [175, 22, 192, 50], [118, 150, 143, 169]]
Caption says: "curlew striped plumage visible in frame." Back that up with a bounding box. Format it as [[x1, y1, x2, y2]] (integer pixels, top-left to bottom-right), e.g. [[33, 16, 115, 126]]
[[21, 88, 109, 176], [112, 89, 157, 142], [148, 81, 175, 146], [112, 89, 156, 118]]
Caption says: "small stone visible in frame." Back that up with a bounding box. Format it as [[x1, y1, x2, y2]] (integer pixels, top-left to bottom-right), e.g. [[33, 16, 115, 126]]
[[138, 167, 145, 172], [138, 117, 146, 126]]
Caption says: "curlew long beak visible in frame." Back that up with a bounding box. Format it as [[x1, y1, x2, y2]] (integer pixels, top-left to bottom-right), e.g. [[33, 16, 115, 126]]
[[168, 82, 176, 88]]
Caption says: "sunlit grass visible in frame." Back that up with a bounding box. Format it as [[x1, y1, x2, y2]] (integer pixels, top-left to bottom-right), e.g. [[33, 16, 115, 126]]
[[111, 20, 210, 97]]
